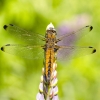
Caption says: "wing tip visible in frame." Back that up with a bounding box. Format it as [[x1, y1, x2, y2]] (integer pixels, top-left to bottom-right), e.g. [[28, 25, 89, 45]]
[[92, 49, 96, 54], [3, 24, 14, 30], [86, 25, 93, 31], [1, 46, 4, 51], [90, 26, 93, 31], [3, 25, 8, 30], [1, 44, 11, 52], [89, 46, 96, 54]]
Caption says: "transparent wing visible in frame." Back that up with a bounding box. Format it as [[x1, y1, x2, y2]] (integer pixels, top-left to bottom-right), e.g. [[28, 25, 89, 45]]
[[57, 46, 96, 61], [56, 25, 96, 61], [3, 24, 45, 45], [57, 25, 93, 46], [1, 44, 44, 59]]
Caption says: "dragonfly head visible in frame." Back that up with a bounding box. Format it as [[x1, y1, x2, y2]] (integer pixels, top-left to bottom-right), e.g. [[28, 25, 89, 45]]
[[46, 23, 55, 30], [46, 23, 57, 35]]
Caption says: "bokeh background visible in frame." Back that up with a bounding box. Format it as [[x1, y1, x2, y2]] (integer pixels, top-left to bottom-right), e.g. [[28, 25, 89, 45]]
[[0, 0, 100, 100]]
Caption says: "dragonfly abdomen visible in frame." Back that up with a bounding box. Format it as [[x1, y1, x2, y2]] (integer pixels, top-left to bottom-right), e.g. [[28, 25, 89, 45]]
[[44, 48, 55, 83], [43, 48, 56, 99]]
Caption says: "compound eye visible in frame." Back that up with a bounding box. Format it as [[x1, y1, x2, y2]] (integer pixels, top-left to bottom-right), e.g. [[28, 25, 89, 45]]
[[52, 30, 56, 33]]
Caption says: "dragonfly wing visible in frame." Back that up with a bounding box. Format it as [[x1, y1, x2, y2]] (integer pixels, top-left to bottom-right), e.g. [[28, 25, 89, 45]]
[[1, 44, 44, 59], [3, 24, 45, 45], [57, 25, 93, 46], [57, 46, 96, 61]]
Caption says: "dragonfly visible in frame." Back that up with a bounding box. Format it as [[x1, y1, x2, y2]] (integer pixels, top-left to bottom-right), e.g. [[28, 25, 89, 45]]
[[1, 23, 96, 99]]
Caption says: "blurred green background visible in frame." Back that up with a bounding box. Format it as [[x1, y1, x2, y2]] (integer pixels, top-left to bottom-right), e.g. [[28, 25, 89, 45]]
[[0, 0, 100, 100]]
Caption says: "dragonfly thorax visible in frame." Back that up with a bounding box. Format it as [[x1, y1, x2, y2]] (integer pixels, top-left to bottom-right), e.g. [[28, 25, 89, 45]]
[[45, 31, 57, 48]]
